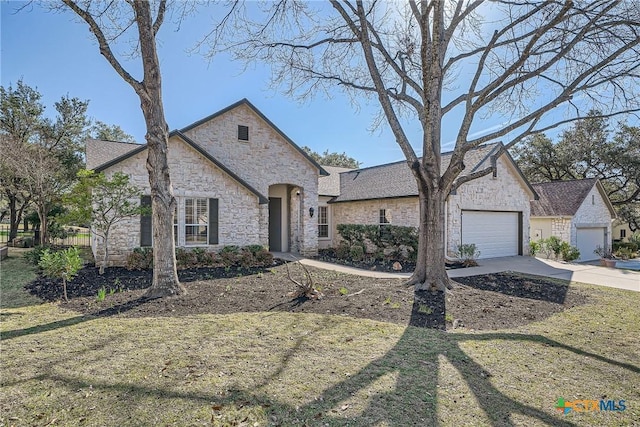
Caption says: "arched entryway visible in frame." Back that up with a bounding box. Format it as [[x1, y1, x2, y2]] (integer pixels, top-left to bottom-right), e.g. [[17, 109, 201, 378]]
[[268, 184, 303, 253]]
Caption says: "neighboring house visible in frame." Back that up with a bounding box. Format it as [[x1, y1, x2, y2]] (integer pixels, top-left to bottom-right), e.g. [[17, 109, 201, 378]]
[[86, 99, 327, 266], [613, 219, 635, 242], [530, 179, 616, 261], [322, 143, 538, 259]]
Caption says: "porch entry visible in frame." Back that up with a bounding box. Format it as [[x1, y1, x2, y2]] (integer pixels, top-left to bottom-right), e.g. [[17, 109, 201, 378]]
[[268, 184, 303, 253]]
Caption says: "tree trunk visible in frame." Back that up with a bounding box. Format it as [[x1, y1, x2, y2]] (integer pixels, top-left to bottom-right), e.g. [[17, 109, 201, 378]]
[[134, 1, 184, 299], [406, 189, 451, 292], [37, 205, 48, 246], [8, 192, 18, 241], [100, 232, 108, 275]]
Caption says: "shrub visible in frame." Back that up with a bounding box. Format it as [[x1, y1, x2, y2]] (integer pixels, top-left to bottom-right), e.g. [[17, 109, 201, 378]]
[[456, 243, 480, 267], [614, 247, 634, 260], [559, 242, 580, 262], [24, 245, 51, 266], [529, 240, 540, 256], [349, 244, 365, 262], [125, 247, 153, 270], [220, 246, 241, 266], [546, 236, 563, 259], [175, 247, 197, 268], [613, 241, 639, 253], [253, 248, 274, 267], [243, 244, 265, 255], [39, 247, 82, 302], [335, 242, 351, 259], [336, 223, 418, 261]]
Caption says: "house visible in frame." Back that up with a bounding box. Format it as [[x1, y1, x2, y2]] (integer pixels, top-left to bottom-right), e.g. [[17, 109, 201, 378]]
[[320, 143, 538, 259], [613, 218, 635, 242], [530, 179, 616, 261], [86, 99, 327, 266], [318, 165, 355, 249]]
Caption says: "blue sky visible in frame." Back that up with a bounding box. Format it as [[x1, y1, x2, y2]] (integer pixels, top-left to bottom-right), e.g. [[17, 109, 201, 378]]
[[2, 2, 624, 168], [2, 1, 427, 167]]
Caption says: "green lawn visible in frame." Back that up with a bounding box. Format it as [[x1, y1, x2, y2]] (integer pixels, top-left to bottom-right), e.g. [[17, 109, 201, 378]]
[[1, 252, 639, 426]]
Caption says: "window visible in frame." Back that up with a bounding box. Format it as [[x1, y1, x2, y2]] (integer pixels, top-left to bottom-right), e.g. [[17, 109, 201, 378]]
[[238, 125, 249, 141], [318, 206, 329, 238], [379, 209, 390, 225], [185, 198, 208, 245], [620, 229, 626, 239]]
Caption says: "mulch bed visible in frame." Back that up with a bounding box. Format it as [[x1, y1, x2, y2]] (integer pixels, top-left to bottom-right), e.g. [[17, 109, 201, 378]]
[[314, 249, 466, 273], [24, 261, 588, 331]]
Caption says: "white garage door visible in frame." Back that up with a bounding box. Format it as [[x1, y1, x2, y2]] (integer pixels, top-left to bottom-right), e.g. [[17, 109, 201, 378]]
[[461, 211, 520, 259], [576, 227, 605, 261]]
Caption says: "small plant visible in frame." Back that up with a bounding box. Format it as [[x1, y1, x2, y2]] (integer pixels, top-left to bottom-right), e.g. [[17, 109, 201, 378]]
[[97, 287, 107, 302], [349, 244, 365, 262], [594, 245, 614, 259], [529, 240, 540, 256], [445, 313, 454, 323], [559, 242, 580, 262], [547, 236, 563, 259], [383, 296, 392, 305], [257, 272, 264, 279], [614, 247, 634, 260], [38, 247, 82, 302], [24, 245, 52, 266], [125, 247, 153, 270], [390, 302, 401, 309], [417, 304, 433, 314], [456, 243, 480, 267], [339, 287, 348, 296]]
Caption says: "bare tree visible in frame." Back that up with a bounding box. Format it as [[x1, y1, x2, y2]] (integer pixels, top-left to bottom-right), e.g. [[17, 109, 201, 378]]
[[210, 0, 640, 291], [59, 0, 186, 297]]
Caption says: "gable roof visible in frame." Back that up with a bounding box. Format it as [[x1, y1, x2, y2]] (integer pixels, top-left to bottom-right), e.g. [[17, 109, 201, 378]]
[[318, 165, 355, 196], [530, 178, 616, 217], [92, 132, 269, 204], [180, 98, 328, 176], [331, 143, 535, 203], [86, 139, 142, 170]]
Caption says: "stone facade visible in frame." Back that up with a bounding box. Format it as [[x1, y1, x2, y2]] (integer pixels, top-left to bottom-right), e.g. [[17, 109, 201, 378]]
[[446, 156, 532, 256], [329, 156, 533, 256], [529, 186, 613, 245], [570, 185, 613, 248], [184, 103, 319, 255], [97, 137, 264, 266], [92, 101, 323, 265]]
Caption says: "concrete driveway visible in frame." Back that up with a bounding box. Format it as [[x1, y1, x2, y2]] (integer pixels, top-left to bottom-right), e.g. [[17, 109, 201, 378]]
[[448, 256, 639, 292], [286, 255, 639, 292]]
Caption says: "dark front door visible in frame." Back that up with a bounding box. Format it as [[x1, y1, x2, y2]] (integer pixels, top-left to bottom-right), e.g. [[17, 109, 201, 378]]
[[269, 197, 282, 251]]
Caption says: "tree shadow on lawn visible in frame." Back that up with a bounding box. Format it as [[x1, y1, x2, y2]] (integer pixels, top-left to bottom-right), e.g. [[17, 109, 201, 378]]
[[15, 303, 638, 426], [1, 297, 147, 341]]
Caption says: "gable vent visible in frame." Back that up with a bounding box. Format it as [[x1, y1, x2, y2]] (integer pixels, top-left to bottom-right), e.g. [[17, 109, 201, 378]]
[[238, 125, 249, 141]]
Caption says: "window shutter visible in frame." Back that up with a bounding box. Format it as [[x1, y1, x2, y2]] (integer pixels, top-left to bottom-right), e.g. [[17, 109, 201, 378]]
[[209, 198, 219, 245], [140, 195, 152, 247]]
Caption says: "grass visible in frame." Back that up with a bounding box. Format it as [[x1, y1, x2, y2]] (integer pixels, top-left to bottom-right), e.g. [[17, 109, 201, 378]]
[[0, 249, 40, 309], [1, 254, 639, 426]]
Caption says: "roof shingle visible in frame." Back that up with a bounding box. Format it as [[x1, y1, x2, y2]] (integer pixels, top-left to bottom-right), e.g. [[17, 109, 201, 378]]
[[86, 139, 142, 170], [530, 179, 598, 216], [331, 143, 501, 202]]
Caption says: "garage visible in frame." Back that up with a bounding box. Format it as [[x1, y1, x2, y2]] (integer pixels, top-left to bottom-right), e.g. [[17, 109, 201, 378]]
[[576, 227, 606, 261], [461, 210, 521, 259]]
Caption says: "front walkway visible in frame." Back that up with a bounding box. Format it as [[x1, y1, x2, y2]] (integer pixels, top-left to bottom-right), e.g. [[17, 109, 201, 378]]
[[272, 253, 639, 292]]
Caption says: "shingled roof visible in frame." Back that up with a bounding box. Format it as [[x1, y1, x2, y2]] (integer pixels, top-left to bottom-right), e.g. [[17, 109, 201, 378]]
[[85, 139, 142, 170], [331, 143, 512, 202], [530, 178, 613, 217], [318, 165, 355, 196]]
